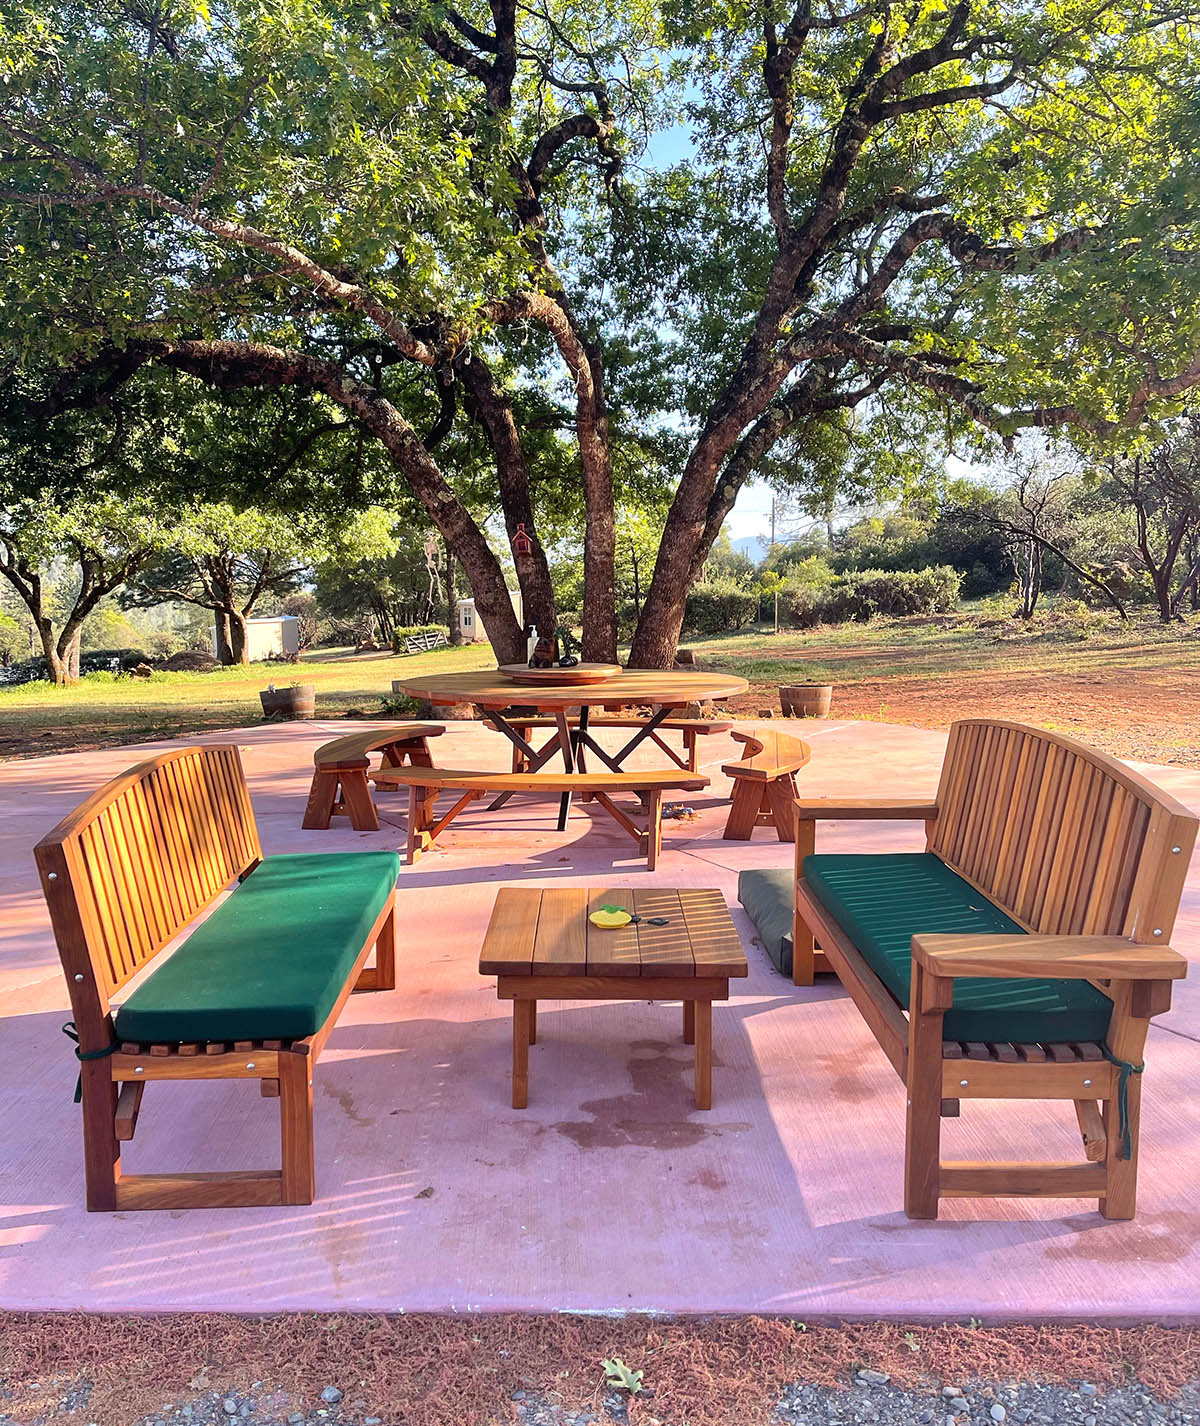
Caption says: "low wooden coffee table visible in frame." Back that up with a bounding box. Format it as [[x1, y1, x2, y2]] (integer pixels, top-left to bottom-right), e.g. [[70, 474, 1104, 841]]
[[478, 886, 749, 1110]]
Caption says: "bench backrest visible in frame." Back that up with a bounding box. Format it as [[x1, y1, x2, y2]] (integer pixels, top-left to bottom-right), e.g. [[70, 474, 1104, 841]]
[[34, 746, 261, 1035], [931, 719, 1197, 942]]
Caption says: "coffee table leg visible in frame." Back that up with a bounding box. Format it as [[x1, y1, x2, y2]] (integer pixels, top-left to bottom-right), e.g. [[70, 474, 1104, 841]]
[[513, 1000, 534, 1109], [683, 1000, 695, 1045], [693, 1000, 712, 1110]]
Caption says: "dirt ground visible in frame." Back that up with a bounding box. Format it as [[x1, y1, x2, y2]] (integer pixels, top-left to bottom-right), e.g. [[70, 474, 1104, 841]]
[[3, 1313, 1200, 1426], [730, 668, 1199, 767]]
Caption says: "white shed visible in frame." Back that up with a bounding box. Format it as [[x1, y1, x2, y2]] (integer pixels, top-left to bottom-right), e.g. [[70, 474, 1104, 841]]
[[213, 615, 300, 661]]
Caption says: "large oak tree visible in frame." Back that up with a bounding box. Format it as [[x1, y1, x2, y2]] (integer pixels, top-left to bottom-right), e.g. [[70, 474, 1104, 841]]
[[2, 0, 1199, 663]]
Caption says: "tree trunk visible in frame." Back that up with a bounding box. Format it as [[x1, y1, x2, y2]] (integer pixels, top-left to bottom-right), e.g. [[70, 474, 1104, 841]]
[[446, 543, 461, 644], [228, 609, 249, 664], [214, 610, 233, 664], [578, 340, 618, 663], [37, 619, 68, 685], [457, 355, 556, 640]]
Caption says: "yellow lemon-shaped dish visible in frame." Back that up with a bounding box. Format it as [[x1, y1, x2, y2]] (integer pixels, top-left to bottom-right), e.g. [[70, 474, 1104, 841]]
[[589, 906, 632, 929]]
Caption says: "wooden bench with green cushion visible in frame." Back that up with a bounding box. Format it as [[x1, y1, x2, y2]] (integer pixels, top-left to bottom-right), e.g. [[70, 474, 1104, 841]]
[[302, 723, 445, 832], [35, 745, 401, 1212], [793, 719, 1195, 1221], [370, 764, 709, 870]]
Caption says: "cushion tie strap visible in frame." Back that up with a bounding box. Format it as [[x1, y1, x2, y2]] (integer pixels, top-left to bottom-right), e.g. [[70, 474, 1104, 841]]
[[62, 1022, 118, 1104], [1101, 1047, 1144, 1161]]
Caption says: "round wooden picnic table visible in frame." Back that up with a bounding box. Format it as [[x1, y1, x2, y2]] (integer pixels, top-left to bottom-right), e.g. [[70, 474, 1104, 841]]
[[393, 667, 749, 829]]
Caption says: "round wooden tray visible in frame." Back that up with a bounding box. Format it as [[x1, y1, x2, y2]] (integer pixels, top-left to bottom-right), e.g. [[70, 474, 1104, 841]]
[[497, 662, 622, 686]]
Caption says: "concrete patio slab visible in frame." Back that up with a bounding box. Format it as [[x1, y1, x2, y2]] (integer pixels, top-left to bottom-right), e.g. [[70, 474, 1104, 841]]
[[2, 717, 1197, 1319]]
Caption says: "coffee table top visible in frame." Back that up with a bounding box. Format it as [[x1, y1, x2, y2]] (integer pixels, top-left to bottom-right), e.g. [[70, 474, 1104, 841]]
[[479, 887, 749, 979]]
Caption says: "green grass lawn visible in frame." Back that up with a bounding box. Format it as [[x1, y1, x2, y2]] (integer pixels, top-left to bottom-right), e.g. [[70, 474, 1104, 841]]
[[2, 606, 1196, 765], [0, 643, 494, 758]]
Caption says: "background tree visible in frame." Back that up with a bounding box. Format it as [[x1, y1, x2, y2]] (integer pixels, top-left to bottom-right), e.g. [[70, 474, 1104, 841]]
[[1101, 420, 1200, 620], [129, 503, 393, 663], [0, 491, 167, 681], [3, 0, 1200, 664]]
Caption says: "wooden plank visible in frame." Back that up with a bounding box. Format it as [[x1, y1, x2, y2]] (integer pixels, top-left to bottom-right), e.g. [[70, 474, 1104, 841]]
[[1074, 1099, 1107, 1162], [942, 1059, 1113, 1100], [940, 1161, 1106, 1199], [532, 888, 589, 976], [371, 766, 709, 793], [114, 1171, 283, 1211], [678, 889, 749, 978], [112, 1052, 279, 1081], [390, 669, 749, 712], [912, 933, 1186, 981], [721, 729, 811, 780], [633, 888, 694, 977], [478, 887, 541, 976], [586, 888, 641, 973], [794, 799, 940, 822], [497, 974, 729, 1002]]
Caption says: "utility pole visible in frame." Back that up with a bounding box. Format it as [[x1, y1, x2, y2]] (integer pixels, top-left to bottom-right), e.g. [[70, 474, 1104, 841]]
[[769, 496, 780, 634]]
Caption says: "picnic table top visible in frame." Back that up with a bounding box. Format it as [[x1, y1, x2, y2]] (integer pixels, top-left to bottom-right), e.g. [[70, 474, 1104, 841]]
[[393, 667, 748, 710], [478, 886, 750, 979]]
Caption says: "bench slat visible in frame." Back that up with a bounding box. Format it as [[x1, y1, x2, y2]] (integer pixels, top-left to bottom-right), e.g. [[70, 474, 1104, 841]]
[[371, 766, 709, 793]]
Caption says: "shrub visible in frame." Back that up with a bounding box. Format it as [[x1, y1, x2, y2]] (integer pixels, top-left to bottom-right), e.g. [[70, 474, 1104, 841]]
[[683, 578, 758, 634], [780, 566, 961, 626]]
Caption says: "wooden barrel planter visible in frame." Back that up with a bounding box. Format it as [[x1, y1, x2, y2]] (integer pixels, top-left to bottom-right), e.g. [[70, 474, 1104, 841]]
[[780, 682, 832, 718], [260, 684, 316, 719]]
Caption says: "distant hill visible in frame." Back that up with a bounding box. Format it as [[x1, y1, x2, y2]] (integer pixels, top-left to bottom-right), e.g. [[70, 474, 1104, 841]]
[[731, 534, 765, 562]]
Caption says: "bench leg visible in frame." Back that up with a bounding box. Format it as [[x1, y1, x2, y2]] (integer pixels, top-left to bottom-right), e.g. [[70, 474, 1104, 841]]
[[766, 776, 797, 842], [722, 778, 760, 840], [1100, 982, 1146, 1220], [340, 769, 380, 832], [792, 820, 817, 986], [645, 789, 663, 870], [512, 1000, 534, 1109], [279, 1051, 316, 1205], [81, 1062, 121, 1212], [355, 897, 397, 993], [301, 770, 339, 830], [693, 1000, 712, 1110], [905, 962, 951, 1219]]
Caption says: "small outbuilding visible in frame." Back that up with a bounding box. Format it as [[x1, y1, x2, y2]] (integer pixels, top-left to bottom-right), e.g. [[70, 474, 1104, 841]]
[[212, 615, 300, 662]]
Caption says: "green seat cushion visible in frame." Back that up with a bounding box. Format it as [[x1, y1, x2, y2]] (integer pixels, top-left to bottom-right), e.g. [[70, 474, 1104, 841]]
[[738, 868, 794, 977], [803, 852, 1112, 1045], [114, 851, 401, 1043]]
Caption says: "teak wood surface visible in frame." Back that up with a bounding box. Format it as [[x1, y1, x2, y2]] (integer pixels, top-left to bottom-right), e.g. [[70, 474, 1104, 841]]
[[479, 887, 747, 1109], [371, 766, 708, 870], [392, 668, 749, 711], [791, 718, 1196, 1221], [302, 723, 444, 832], [34, 744, 398, 1212]]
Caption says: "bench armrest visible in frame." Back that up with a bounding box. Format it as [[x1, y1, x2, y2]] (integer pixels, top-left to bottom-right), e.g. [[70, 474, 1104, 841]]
[[911, 933, 1188, 982], [794, 798, 939, 821]]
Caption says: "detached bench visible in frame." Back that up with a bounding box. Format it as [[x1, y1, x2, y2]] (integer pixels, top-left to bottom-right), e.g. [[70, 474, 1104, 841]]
[[506, 715, 732, 774], [722, 728, 811, 841], [302, 723, 445, 831], [792, 718, 1196, 1220], [35, 745, 401, 1212], [370, 765, 708, 870]]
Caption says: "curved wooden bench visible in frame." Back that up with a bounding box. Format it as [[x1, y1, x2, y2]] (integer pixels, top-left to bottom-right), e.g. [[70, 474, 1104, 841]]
[[34, 745, 400, 1212], [302, 723, 445, 832], [370, 765, 709, 870], [506, 716, 734, 774], [793, 719, 1196, 1220], [721, 728, 811, 841]]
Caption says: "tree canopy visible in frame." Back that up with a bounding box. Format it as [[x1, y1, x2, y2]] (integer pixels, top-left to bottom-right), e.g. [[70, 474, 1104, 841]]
[[2, 0, 1198, 662]]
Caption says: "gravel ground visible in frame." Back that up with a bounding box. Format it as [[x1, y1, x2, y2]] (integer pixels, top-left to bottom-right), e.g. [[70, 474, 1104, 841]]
[[6, 1372, 1200, 1426]]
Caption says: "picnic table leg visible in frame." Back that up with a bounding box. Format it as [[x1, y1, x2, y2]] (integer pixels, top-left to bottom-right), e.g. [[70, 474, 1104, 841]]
[[683, 1000, 695, 1045], [555, 710, 575, 830], [693, 1000, 712, 1110], [512, 999, 534, 1109]]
